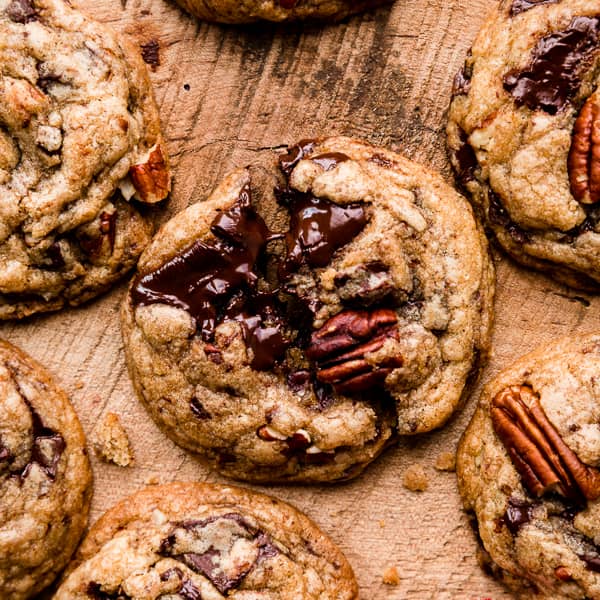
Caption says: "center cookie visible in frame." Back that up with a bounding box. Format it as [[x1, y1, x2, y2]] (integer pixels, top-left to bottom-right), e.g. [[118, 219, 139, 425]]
[[0, 0, 170, 319], [121, 137, 495, 483], [447, 0, 600, 290], [171, 0, 391, 24]]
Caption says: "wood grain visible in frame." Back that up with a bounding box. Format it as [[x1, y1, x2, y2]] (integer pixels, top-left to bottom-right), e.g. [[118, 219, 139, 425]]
[[3, 0, 599, 597]]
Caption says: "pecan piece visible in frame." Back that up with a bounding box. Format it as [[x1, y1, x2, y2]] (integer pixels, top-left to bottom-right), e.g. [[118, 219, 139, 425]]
[[491, 385, 600, 501], [129, 144, 170, 203], [568, 94, 600, 204], [306, 308, 402, 394]]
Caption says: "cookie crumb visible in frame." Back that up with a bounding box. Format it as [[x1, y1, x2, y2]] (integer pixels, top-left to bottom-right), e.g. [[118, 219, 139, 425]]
[[140, 39, 160, 69], [378, 519, 386, 528], [145, 475, 160, 485], [73, 380, 85, 390], [402, 464, 428, 492], [382, 565, 400, 585], [92, 412, 134, 467], [434, 451, 456, 472]]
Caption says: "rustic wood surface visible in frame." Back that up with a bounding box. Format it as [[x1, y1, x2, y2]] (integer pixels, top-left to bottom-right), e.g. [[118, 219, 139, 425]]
[[3, 0, 598, 597]]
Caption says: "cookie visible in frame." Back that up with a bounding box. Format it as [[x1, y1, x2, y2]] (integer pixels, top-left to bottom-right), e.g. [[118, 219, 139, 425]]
[[54, 481, 358, 599], [0, 339, 92, 599], [121, 136, 494, 483], [458, 333, 600, 599], [171, 0, 390, 24], [447, 1, 600, 290], [0, 0, 171, 320]]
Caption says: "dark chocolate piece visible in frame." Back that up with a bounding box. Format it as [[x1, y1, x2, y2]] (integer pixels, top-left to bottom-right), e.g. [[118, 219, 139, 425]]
[[510, 0, 559, 16], [278, 0, 298, 7], [452, 51, 473, 97], [190, 397, 211, 420], [140, 40, 160, 68], [178, 580, 203, 600], [46, 241, 65, 270], [503, 17, 600, 114], [501, 497, 535, 535], [310, 152, 350, 172], [488, 192, 530, 243], [580, 553, 600, 573], [5, 0, 37, 23], [453, 128, 478, 187], [86, 582, 130, 600], [278, 140, 317, 174], [131, 185, 288, 370], [278, 189, 367, 276]]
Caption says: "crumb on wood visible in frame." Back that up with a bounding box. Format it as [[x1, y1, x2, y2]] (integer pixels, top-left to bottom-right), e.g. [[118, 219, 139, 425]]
[[379, 519, 386, 528], [382, 565, 400, 585], [92, 412, 135, 467], [140, 39, 160, 69], [402, 464, 428, 492], [145, 475, 160, 485], [434, 450, 456, 472]]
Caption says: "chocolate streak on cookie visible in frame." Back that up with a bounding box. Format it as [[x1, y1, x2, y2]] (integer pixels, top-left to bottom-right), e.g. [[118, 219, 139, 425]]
[[4, 361, 65, 481], [131, 185, 288, 370], [510, 0, 559, 15], [503, 16, 600, 114], [159, 513, 279, 595], [500, 497, 536, 535]]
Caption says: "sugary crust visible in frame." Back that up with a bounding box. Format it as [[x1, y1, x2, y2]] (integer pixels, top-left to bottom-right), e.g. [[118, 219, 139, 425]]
[[172, 0, 390, 24], [121, 136, 494, 483], [57, 482, 358, 599], [0, 0, 170, 319], [0, 339, 92, 599], [458, 333, 600, 599], [447, 0, 600, 290]]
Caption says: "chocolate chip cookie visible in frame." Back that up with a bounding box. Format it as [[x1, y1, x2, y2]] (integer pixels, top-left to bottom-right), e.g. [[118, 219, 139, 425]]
[[0, 339, 92, 599], [171, 0, 390, 23], [458, 333, 600, 598], [447, 1, 600, 290], [0, 0, 171, 320], [54, 481, 358, 599], [121, 136, 495, 483]]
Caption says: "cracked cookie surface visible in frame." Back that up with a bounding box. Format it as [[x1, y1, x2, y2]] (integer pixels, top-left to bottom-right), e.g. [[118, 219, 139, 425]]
[[0, 339, 92, 599], [458, 333, 600, 599], [0, 0, 170, 320], [121, 136, 494, 483], [171, 0, 391, 23], [54, 482, 357, 599], [447, 0, 600, 290]]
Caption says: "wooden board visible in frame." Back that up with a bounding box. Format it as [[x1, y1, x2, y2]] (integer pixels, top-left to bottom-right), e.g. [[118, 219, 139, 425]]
[[3, 0, 600, 597]]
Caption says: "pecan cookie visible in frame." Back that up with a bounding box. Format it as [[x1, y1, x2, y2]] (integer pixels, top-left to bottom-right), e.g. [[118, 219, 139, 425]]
[[171, 0, 391, 23], [0, 339, 92, 599], [447, 0, 600, 290], [54, 482, 357, 599], [0, 0, 170, 320], [121, 136, 494, 483], [458, 333, 600, 599]]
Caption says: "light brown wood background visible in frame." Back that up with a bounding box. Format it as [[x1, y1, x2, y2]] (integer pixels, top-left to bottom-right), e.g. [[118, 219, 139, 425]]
[[3, 0, 598, 597]]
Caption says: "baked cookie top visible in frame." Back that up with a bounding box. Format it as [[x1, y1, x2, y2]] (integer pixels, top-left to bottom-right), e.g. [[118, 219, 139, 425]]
[[171, 0, 391, 24], [458, 333, 600, 599], [55, 482, 358, 599], [121, 137, 494, 483], [447, 0, 600, 290], [0, 339, 92, 599], [0, 0, 170, 319]]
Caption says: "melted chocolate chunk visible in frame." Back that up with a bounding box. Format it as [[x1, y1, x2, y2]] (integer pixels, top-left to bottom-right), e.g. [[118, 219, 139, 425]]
[[190, 397, 211, 420], [310, 152, 350, 172], [86, 582, 129, 600], [453, 128, 478, 187], [581, 553, 600, 573], [279, 139, 317, 174], [501, 497, 535, 535], [4, 363, 65, 480], [488, 192, 530, 243], [278, 0, 298, 7], [6, 0, 37, 23], [278, 188, 367, 276], [140, 40, 160, 68], [132, 185, 288, 370], [287, 369, 311, 392], [46, 241, 65, 270], [503, 17, 600, 114], [178, 580, 203, 600], [510, 0, 559, 16], [159, 514, 278, 595]]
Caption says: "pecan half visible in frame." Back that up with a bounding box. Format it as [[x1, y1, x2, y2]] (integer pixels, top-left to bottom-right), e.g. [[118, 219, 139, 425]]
[[491, 385, 600, 501], [306, 308, 402, 394], [568, 94, 600, 204], [129, 144, 170, 203]]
